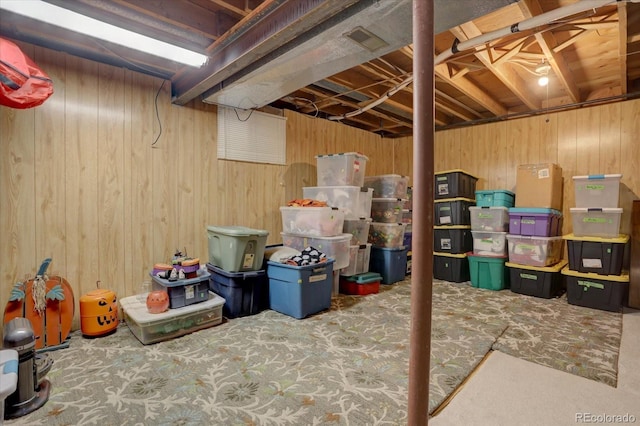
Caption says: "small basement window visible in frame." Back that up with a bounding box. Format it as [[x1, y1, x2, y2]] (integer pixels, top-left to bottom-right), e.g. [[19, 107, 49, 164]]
[[217, 106, 286, 165]]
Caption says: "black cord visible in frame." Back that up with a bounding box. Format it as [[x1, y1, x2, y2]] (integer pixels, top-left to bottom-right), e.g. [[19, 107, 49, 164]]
[[233, 107, 255, 122], [152, 80, 165, 146]]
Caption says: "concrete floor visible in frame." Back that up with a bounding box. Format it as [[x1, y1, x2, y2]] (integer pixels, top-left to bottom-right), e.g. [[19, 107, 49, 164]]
[[431, 307, 640, 426]]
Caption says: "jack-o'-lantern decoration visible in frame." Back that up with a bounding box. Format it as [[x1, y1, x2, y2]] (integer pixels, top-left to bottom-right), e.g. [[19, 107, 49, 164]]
[[80, 281, 119, 337], [146, 290, 170, 314]]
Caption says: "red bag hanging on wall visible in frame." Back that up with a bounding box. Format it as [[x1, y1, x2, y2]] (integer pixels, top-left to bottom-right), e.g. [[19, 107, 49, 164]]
[[0, 37, 54, 109]]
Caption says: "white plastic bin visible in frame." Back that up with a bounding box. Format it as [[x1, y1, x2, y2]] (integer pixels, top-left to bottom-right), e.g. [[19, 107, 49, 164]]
[[302, 186, 373, 219], [573, 174, 622, 208], [315, 152, 369, 187], [570, 207, 622, 238], [280, 232, 352, 270], [280, 206, 345, 237]]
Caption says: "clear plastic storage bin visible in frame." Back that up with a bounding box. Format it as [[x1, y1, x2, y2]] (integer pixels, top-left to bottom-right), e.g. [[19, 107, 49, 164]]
[[506, 235, 564, 267], [471, 231, 508, 257], [573, 174, 622, 208], [368, 222, 407, 248], [302, 186, 373, 220], [363, 174, 409, 198], [469, 206, 509, 232], [315, 152, 368, 187], [280, 232, 352, 270], [343, 218, 372, 245], [570, 207, 622, 238], [371, 198, 405, 223], [280, 206, 345, 237]]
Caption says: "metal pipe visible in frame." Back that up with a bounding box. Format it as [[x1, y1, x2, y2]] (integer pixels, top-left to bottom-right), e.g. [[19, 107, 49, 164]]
[[408, 0, 434, 424]]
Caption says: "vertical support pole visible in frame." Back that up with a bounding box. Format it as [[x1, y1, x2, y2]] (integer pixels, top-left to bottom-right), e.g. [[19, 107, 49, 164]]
[[408, 0, 435, 424]]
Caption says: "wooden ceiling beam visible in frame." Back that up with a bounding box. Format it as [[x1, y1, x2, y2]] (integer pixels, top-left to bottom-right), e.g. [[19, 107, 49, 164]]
[[209, 0, 251, 17], [618, 2, 628, 93], [519, 0, 580, 103], [434, 62, 508, 116], [451, 23, 541, 111]]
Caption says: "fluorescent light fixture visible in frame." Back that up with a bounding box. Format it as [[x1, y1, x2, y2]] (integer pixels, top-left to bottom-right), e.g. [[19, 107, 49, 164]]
[[0, 0, 208, 68]]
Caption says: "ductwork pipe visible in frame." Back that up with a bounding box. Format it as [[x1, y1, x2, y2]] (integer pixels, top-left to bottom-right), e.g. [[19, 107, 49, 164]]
[[328, 0, 625, 121]]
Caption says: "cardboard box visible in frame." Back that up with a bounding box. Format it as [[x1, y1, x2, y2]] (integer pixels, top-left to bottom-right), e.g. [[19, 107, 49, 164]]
[[515, 163, 563, 210]]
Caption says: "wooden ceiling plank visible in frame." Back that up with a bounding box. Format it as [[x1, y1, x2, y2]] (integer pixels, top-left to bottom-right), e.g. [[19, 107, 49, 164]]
[[435, 99, 476, 122], [436, 89, 484, 119], [434, 63, 508, 116], [209, 0, 251, 17], [452, 23, 541, 111], [618, 2, 628, 93], [490, 39, 526, 67], [519, 0, 580, 103], [552, 30, 591, 53]]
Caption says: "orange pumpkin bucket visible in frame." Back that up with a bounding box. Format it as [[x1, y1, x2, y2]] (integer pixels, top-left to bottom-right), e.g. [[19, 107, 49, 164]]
[[79, 281, 119, 337]]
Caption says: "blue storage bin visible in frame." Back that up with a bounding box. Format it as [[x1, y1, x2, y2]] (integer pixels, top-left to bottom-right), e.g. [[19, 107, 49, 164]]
[[475, 190, 515, 208], [206, 264, 269, 318], [150, 269, 211, 309], [369, 246, 408, 285], [266, 260, 334, 319]]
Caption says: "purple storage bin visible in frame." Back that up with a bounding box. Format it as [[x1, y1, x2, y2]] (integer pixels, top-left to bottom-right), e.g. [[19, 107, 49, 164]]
[[508, 208, 563, 237]]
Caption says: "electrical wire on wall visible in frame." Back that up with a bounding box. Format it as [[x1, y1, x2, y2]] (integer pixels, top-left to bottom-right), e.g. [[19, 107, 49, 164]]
[[152, 80, 165, 147]]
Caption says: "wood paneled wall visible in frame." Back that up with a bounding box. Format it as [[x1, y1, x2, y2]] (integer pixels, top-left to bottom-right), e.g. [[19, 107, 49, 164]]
[[0, 42, 398, 331], [1, 41, 638, 332], [390, 99, 640, 237]]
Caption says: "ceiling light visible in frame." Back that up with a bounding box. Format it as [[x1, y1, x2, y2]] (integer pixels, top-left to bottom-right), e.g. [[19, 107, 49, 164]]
[[0, 0, 208, 68], [538, 76, 549, 86]]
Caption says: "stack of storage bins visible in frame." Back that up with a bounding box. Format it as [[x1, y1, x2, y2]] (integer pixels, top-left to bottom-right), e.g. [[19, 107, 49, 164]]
[[467, 189, 512, 290], [403, 186, 413, 275], [562, 174, 629, 311], [268, 152, 363, 316], [364, 174, 409, 285], [433, 170, 477, 283], [302, 152, 375, 295], [206, 226, 270, 318], [505, 163, 566, 297]]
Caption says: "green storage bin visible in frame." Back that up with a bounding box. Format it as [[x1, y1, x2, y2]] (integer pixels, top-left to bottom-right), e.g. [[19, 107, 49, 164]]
[[207, 226, 269, 272], [467, 254, 509, 290]]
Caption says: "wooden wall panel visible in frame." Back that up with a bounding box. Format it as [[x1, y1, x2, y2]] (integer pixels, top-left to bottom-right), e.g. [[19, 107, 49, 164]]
[[1, 41, 639, 331]]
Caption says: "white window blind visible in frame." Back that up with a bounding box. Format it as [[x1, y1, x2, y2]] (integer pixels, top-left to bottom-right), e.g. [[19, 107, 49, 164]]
[[217, 106, 286, 165]]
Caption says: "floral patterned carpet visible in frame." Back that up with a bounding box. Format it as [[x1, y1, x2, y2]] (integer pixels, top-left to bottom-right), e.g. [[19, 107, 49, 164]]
[[7, 277, 622, 426]]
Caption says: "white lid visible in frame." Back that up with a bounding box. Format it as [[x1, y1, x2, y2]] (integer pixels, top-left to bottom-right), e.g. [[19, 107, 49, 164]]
[[315, 152, 369, 160], [572, 174, 622, 180], [570, 207, 623, 213]]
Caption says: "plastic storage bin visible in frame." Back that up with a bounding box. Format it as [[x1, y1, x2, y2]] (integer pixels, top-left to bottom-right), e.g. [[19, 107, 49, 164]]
[[467, 254, 510, 290], [562, 267, 629, 312], [570, 208, 623, 238], [280, 232, 352, 270], [302, 186, 373, 220], [120, 291, 225, 345], [339, 272, 382, 295], [433, 252, 469, 283], [475, 190, 515, 208], [266, 260, 334, 319], [151, 269, 211, 309], [471, 231, 508, 257], [280, 206, 345, 237], [434, 170, 478, 200], [506, 235, 563, 267], [403, 232, 412, 249], [368, 222, 407, 248], [433, 226, 473, 254], [573, 174, 622, 208], [343, 218, 372, 245], [370, 246, 408, 284], [207, 226, 269, 272], [564, 233, 629, 276], [506, 260, 567, 298], [469, 206, 510, 231], [371, 198, 405, 223], [206, 264, 269, 318], [341, 243, 372, 276], [434, 198, 475, 226], [508, 208, 563, 237], [363, 174, 409, 198], [316, 152, 368, 187]]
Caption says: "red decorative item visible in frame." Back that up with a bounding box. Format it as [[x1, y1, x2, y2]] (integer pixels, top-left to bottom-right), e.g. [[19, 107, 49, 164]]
[[146, 290, 169, 314]]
